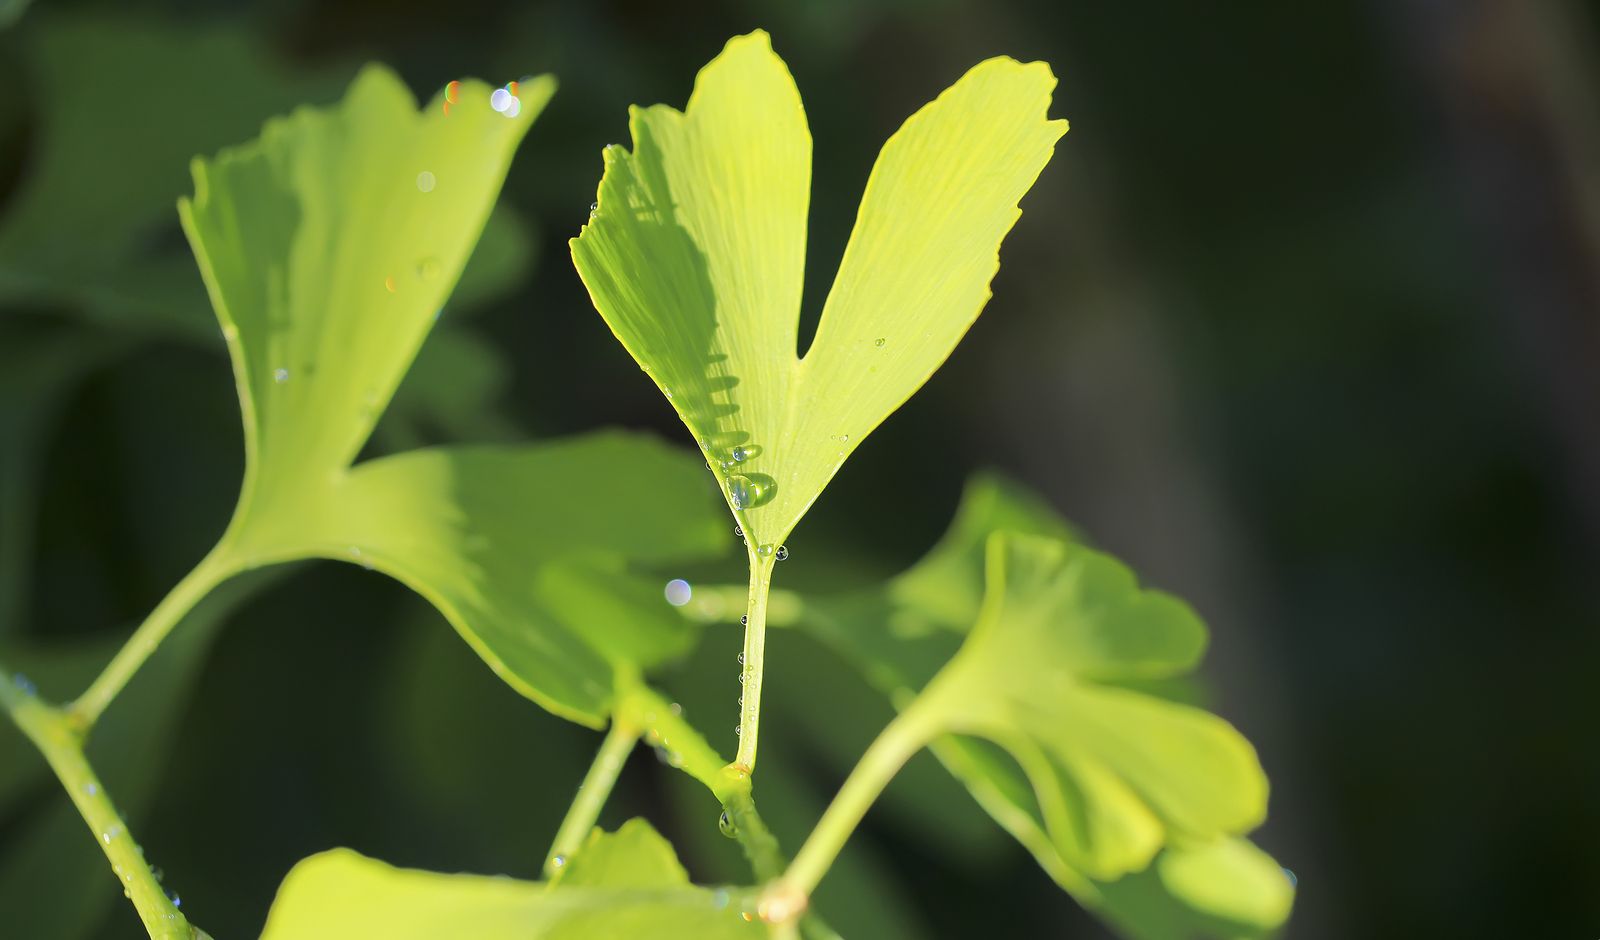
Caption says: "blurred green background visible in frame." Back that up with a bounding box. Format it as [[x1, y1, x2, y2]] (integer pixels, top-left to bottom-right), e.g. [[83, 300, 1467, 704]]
[[3, 0, 1599, 937]]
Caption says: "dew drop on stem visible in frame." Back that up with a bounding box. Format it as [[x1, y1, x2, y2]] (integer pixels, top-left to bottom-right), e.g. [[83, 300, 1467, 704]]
[[718, 811, 737, 838]]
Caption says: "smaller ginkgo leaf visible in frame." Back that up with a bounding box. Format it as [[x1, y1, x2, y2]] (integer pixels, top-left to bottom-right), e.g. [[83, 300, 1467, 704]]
[[793, 476, 1289, 935], [573, 31, 1067, 548], [180, 63, 551, 529], [260, 822, 760, 940], [549, 817, 691, 888], [910, 532, 1261, 880]]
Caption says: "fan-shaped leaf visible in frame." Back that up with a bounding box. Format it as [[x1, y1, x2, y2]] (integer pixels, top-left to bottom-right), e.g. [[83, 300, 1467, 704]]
[[796, 476, 1292, 936], [572, 31, 1066, 548], [179, 66, 728, 725]]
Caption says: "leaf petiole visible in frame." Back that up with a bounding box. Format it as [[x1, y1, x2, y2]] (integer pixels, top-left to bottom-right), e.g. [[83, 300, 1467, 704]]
[[68, 541, 240, 732], [543, 716, 640, 877], [733, 550, 777, 773], [769, 696, 943, 908]]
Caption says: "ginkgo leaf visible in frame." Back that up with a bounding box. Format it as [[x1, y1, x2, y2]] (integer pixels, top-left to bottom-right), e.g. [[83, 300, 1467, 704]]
[[795, 476, 1291, 937], [260, 823, 760, 940], [178, 66, 729, 725], [180, 64, 552, 522], [572, 30, 1067, 549], [549, 817, 691, 888]]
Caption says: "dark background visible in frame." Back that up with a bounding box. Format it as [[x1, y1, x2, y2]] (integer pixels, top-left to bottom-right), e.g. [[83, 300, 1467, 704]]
[[2, 1, 1598, 937]]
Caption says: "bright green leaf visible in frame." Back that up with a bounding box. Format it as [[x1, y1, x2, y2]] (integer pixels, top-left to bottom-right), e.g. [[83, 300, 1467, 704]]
[[572, 30, 1067, 547], [177, 65, 733, 725], [260, 823, 761, 940], [796, 476, 1291, 937], [179, 64, 552, 519]]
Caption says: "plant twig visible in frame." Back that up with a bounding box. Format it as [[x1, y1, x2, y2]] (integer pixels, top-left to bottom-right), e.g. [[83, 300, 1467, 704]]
[[0, 671, 197, 939], [543, 716, 640, 877]]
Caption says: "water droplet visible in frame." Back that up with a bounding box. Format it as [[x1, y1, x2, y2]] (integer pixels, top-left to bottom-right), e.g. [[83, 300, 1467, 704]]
[[444, 80, 461, 104], [273, 368, 289, 384], [669, 702, 683, 716], [166, 890, 181, 909], [551, 854, 566, 869], [384, 275, 398, 293], [734, 724, 743, 736], [740, 615, 748, 626], [731, 446, 749, 462], [417, 257, 441, 280], [718, 810, 737, 838], [504, 96, 522, 118], [12, 673, 35, 696], [737, 673, 744, 684], [101, 825, 123, 845], [737, 652, 745, 665], [664, 579, 692, 607], [84, 782, 98, 797], [726, 474, 766, 510], [741, 912, 754, 922], [756, 543, 775, 557], [416, 171, 436, 193], [590, 201, 599, 214], [874, 337, 886, 347], [490, 87, 514, 112], [733, 524, 743, 538], [1282, 867, 1298, 887], [713, 888, 731, 909], [775, 545, 789, 561]]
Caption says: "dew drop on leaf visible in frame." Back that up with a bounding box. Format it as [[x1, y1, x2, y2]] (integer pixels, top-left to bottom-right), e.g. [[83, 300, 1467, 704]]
[[551, 854, 566, 869], [775, 545, 789, 561], [664, 579, 692, 606], [417, 257, 441, 280], [874, 337, 885, 347], [415, 171, 436, 193], [273, 368, 289, 384]]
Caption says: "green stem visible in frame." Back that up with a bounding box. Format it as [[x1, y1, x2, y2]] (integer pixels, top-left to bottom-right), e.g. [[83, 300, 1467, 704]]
[[776, 701, 940, 900], [733, 552, 777, 773], [0, 672, 197, 939], [544, 717, 639, 877], [69, 543, 238, 731]]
